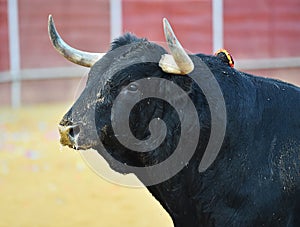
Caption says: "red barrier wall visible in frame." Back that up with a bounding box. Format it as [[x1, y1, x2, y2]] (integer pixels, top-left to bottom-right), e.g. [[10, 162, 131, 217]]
[[224, 0, 300, 59], [0, 0, 9, 71], [1, 0, 300, 71], [123, 0, 212, 54], [18, 0, 110, 69]]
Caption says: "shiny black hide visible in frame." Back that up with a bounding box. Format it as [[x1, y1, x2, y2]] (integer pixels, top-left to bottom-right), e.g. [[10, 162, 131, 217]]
[[60, 34, 300, 227]]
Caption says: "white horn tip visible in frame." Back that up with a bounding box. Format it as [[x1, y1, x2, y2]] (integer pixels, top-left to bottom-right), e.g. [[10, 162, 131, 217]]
[[48, 14, 54, 27], [162, 17, 168, 24]]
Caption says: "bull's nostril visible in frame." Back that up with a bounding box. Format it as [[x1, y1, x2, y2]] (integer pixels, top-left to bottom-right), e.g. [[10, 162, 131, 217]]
[[69, 125, 80, 139], [58, 124, 81, 147]]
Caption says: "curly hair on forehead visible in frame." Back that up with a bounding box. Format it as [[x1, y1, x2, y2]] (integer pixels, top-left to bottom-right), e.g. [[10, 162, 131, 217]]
[[110, 33, 148, 51]]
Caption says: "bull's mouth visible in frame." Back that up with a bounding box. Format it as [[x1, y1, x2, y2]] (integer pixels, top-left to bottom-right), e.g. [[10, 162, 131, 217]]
[[58, 124, 95, 150]]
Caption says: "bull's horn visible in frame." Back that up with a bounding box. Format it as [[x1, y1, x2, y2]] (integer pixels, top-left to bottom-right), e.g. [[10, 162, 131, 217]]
[[48, 15, 105, 67], [159, 18, 194, 75]]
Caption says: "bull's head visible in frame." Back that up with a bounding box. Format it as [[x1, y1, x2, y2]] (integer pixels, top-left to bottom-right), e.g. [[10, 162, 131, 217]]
[[49, 15, 216, 176], [49, 17, 194, 145]]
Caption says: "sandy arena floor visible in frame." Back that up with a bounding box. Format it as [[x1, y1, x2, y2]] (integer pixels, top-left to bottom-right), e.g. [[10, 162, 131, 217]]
[[0, 103, 172, 227]]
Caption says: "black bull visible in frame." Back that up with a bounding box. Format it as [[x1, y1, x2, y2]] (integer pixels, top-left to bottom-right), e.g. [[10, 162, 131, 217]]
[[49, 17, 300, 227]]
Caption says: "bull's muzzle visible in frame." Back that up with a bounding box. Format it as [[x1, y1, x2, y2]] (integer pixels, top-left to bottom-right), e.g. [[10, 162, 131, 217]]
[[58, 124, 80, 148]]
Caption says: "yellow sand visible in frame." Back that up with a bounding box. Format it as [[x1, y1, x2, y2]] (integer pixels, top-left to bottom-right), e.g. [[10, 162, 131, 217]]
[[0, 103, 172, 227]]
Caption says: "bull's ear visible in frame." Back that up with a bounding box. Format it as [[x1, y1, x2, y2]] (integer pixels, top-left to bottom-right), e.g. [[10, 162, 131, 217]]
[[159, 18, 194, 75]]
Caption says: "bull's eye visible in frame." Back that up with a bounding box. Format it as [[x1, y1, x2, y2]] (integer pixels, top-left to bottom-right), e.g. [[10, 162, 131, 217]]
[[127, 83, 138, 92]]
